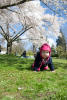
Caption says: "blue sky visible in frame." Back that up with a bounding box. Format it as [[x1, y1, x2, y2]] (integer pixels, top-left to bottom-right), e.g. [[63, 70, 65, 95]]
[[61, 22, 67, 43]]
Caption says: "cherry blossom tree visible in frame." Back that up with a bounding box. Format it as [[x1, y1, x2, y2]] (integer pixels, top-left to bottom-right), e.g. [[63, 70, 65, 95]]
[[0, 0, 66, 54], [0, 1, 45, 54], [0, 0, 67, 17], [20, 1, 66, 47], [0, 7, 32, 54]]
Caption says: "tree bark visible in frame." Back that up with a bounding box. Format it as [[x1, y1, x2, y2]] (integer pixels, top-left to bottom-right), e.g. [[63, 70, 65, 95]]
[[0, 45, 1, 52], [7, 41, 12, 54], [0, 0, 31, 9]]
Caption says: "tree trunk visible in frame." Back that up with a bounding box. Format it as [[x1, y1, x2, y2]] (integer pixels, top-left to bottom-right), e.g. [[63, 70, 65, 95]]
[[66, 43, 67, 52], [7, 41, 12, 54], [33, 45, 36, 58], [0, 45, 1, 52]]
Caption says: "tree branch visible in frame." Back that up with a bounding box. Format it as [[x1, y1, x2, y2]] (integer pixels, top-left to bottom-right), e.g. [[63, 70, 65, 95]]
[[6, 8, 20, 14], [9, 25, 17, 33], [0, 0, 31, 9], [19, 38, 39, 40], [12, 28, 24, 42], [40, 0, 62, 16], [12, 26, 32, 42], [0, 25, 8, 40]]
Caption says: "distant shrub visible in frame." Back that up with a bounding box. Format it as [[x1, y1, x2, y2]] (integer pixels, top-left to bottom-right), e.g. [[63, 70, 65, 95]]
[[56, 46, 67, 59], [27, 51, 34, 56]]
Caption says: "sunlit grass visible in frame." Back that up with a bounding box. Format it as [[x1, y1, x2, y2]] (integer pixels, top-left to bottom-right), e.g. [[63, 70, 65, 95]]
[[0, 55, 67, 100]]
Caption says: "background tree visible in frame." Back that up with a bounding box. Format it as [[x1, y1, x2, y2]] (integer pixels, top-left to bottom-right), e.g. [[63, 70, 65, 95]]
[[12, 40, 25, 55], [51, 45, 57, 57], [56, 29, 66, 52], [0, 37, 6, 52], [0, 3, 34, 54], [0, 21, 32, 54], [56, 45, 67, 59], [56, 29, 67, 58]]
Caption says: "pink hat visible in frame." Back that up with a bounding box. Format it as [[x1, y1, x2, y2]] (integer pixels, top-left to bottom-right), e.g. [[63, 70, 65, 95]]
[[40, 43, 51, 58]]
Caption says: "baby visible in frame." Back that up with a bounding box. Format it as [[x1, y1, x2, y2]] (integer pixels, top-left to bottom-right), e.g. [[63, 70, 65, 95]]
[[32, 43, 55, 72]]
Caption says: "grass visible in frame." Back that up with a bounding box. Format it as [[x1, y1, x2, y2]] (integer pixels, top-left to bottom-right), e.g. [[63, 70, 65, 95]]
[[0, 55, 67, 100]]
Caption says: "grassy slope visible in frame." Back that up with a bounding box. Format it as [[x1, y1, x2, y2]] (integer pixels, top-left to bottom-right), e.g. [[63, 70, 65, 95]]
[[0, 55, 67, 100]]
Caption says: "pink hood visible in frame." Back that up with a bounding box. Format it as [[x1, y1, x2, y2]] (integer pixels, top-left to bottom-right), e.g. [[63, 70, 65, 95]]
[[40, 43, 51, 59]]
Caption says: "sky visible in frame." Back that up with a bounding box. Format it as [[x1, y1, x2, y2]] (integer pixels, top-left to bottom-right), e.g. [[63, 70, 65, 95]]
[[61, 22, 67, 43]]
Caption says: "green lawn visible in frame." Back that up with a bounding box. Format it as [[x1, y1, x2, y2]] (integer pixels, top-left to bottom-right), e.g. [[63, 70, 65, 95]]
[[0, 55, 67, 100]]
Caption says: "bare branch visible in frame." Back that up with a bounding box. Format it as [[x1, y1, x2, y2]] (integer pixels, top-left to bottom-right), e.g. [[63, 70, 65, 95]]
[[9, 25, 17, 33], [6, 8, 20, 14], [40, 0, 67, 16], [40, 0, 61, 15], [19, 38, 39, 40], [0, 26, 6, 35], [12, 26, 33, 42], [0, 0, 31, 9], [12, 28, 24, 42], [0, 25, 8, 40]]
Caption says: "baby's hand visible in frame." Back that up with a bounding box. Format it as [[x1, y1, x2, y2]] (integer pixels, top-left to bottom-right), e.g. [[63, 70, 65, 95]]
[[51, 70, 55, 72], [33, 70, 37, 72]]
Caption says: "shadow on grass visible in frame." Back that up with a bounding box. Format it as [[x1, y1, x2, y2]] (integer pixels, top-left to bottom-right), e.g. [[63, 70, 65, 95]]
[[16, 62, 67, 72], [16, 65, 32, 71], [0, 55, 67, 71], [54, 62, 67, 69], [0, 55, 33, 66]]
